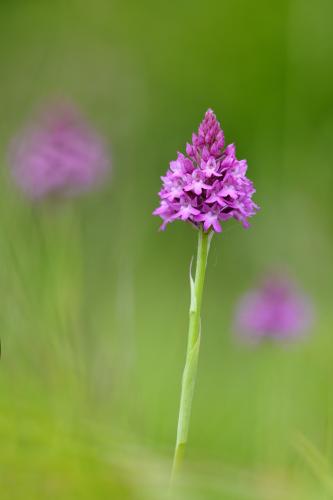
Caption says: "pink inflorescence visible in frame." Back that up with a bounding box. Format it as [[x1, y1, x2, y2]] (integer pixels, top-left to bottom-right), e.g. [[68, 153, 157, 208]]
[[235, 275, 313, 342], [153, 109, 258, 232], [9, 103, 109, 199]]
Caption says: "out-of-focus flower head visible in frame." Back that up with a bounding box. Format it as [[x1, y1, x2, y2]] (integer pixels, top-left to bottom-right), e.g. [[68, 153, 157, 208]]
[[9, 101, 109, 200], [234, 274, 314, 343], [153, 109, 259, 232]]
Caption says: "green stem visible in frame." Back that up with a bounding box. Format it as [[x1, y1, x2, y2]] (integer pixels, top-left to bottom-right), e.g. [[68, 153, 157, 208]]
[[171, 228, 212, 483]]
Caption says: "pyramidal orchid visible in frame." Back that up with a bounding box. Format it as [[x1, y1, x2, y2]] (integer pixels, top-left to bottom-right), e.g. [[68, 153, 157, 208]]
[[153, 109, 259, 480]]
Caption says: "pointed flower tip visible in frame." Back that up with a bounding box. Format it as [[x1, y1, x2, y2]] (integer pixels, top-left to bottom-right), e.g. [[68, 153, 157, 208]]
[[206, 108, 214, 115]]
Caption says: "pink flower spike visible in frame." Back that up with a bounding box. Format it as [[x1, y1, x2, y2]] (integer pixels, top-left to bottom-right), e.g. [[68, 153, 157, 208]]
[[153, 109, 258, 233]]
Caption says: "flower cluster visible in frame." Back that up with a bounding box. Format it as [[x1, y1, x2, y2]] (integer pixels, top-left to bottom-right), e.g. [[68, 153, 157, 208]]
[[153, 109, 258, 232], [9, 102, 109, 200], [234, 275, 313, 342]]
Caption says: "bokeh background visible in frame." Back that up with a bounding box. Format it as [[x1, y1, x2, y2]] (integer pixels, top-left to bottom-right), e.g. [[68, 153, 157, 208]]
[[0, 1, 333, 498]]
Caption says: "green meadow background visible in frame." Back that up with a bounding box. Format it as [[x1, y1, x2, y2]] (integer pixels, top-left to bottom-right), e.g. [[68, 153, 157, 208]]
[[0, 0, 333, 498]]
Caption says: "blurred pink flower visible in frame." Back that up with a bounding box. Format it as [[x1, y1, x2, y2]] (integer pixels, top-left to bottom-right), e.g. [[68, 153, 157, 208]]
[[234, 274, 314, 343], [9, 102, 109, 199]]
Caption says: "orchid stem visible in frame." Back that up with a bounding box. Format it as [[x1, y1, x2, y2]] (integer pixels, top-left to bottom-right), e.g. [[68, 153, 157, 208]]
[[171, 227, 212, 484]]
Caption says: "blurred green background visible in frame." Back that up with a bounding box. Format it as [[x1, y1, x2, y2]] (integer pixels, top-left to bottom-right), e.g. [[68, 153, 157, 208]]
[[0, 0, 333, 498]]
